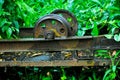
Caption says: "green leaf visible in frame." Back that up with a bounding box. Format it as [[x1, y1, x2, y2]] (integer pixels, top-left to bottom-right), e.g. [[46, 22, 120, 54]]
[[102, 13, 109, 20], [42, 77, 52, 80], [91, 0, 102, 7], [61, 75, 67, 80], [112, 66, 116, 72], [15, 28, 19, 33], [111, 27, 116, 34], [117, 67, 120, 69], [0, 18, 7, 27], [13, 20, 19, 28], [71, 76, 76, 80], [114, 34, 120, 42], [108, 6, 120, 11], [118, 21, 120, 27], [93, 72, 97, 80], [82, 23, 93, 31], [88, 77, 92, 80], [2, 26, 9, 32], [110, 13, 120, 20], [78, 24, 82, 30], [6, 27, 12, 38], [103, 69, 112, 80], [0, 35, 2, 39], [34, 67, 39, 72], [77, 30, 85, 36], [91, 22, 98, 36], [0, 0, 4, 5], [104, 34, 113, 39], [96, 50, 108, 53], [109, 72, 116, 80], [18, 71, 23, 76]]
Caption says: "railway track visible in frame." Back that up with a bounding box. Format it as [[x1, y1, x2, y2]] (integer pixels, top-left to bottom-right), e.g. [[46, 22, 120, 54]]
[[0, 9, 120, 66], [0, 34, 120, 66]]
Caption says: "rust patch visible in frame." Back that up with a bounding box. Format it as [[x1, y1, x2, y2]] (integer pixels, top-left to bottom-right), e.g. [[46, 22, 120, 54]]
[[59, 40, 79, 49]]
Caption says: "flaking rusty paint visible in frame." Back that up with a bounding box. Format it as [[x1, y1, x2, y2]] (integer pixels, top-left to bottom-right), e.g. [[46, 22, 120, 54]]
[[0, 35, 120, 66], [59, 40, 79, 49], [0, 59, 118, 66]]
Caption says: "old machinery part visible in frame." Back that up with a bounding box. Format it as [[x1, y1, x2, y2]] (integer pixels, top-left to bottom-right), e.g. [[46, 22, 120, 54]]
[[44, 30, 55, 39], [34, 14, 71, 38], [51, 9, 78, 36]]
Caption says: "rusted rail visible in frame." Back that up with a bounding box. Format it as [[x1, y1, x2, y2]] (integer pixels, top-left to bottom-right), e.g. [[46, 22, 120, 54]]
[[0, 59, 115, 67], [0, 28, 120, 66], [0, 36, 93, 52], [0, 36, 120, 52]]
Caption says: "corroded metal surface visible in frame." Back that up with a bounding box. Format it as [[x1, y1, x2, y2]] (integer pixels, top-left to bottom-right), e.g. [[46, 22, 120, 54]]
[[0, 50, 93, 61], [0, 36, 93, 52], [34, 14, 71, 38], [0, 60, 94, 67], [93, 36, 120, 49], [0, 36, 120, 52], [51, 9, 78, 36], [0, 35, 120, 66], [0, 59, 119, 67]]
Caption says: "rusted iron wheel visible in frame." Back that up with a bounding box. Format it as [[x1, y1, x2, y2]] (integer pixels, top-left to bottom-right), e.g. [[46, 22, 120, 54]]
[[51, 9, 78, 36], [34, 14, 71, 38]]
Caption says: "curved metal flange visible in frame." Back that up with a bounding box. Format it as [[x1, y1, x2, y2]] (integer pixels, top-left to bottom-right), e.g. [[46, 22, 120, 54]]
[[34, 14, 71, 38], [51, 9, 78, 36]]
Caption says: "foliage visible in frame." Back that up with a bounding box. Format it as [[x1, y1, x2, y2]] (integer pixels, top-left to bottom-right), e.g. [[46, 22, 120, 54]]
[[95, 50, 120, 80], [74, 0, 120, 39], [0, 50, 119, 80], [0, 0, 19, 39], [0, 0, 120, 39], [0, 0, 120, 80], [1, 66, 120, 80], [103, 50, 120, 80]]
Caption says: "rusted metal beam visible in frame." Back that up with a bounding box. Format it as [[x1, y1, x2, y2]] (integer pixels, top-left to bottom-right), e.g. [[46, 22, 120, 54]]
[[0, 36, 93, 52], [0, 59, 118, 67], [0, 36, 120, 52], [93, 36, 120, 50], [1, 29, 120, 67]]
